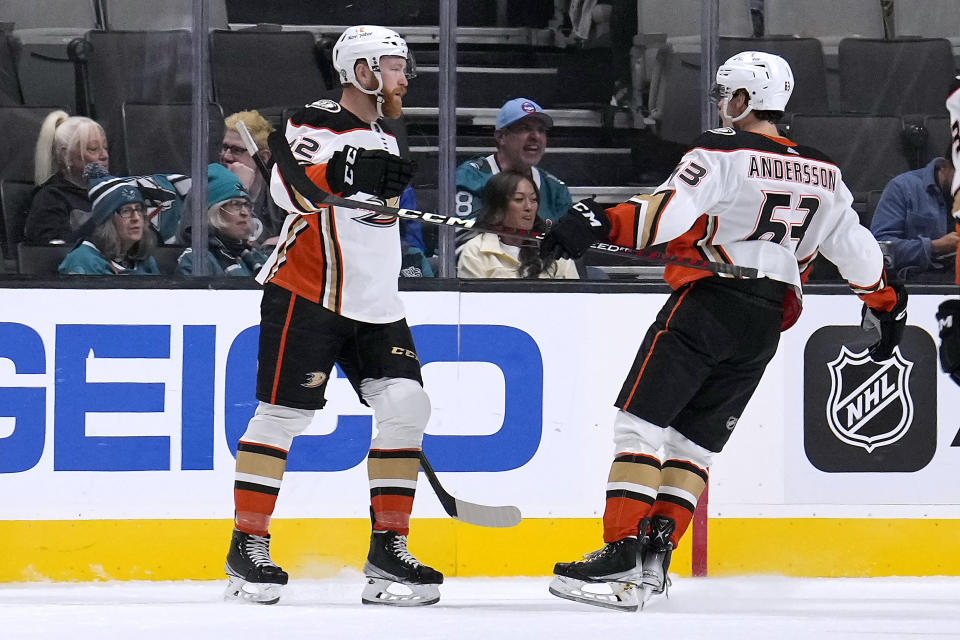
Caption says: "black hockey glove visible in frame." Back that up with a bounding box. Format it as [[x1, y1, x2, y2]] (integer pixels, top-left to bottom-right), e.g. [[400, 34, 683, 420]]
[[326, 145, 414, 199], [860, 282, 908, 362], [936, 299, 960, 386], [539, 199, 612, 260]]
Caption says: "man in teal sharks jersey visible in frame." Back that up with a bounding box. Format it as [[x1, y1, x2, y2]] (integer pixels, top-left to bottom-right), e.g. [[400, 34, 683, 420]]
[[454, 98, 572, 242]]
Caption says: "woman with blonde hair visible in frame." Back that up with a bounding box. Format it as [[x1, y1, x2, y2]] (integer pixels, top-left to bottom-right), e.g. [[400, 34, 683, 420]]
[[25, 110, 109, 244], [458, 170, 579, 279]]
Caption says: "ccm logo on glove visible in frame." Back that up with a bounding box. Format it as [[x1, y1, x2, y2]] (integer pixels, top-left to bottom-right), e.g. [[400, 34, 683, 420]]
[[327, 145, 414, 200]]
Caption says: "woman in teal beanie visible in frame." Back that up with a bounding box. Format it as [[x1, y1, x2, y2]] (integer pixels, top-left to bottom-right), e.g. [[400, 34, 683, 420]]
[[176, 163, 270, 276], [58, 164, 160, 275]]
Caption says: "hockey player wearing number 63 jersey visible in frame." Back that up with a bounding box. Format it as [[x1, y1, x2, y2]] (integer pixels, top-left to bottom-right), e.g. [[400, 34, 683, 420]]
[[223, 25, 443, 607], [934, 78, 960, 384], [543, 51, 908, 612]]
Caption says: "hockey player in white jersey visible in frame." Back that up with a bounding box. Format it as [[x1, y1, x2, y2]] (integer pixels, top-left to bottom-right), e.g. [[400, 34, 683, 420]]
[[935, 77, 960, 383], [224, 25, 443, 607], [543, 51, 908, 612]]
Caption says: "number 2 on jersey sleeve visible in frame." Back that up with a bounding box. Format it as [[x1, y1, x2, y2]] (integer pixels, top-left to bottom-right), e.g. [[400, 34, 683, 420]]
[[746, 191, 820, 245]]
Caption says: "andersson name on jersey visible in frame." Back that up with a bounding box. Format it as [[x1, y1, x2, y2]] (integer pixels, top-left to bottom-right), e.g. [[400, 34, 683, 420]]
[[746, 155, 838, 192]]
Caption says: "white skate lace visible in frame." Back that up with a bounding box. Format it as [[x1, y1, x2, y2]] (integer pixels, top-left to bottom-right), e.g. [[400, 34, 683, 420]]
[[245, 534, 278, 567], [580, 539, 624, 562], [390, 535, 422, 568]]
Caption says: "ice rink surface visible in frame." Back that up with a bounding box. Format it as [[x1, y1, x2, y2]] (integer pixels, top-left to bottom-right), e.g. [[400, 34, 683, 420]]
[[2, 573, 960, 639]]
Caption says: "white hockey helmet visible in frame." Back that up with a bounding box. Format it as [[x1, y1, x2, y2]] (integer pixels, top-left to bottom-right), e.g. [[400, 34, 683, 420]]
[[332, 25, 410, 93], [714, 51, 794, 122]]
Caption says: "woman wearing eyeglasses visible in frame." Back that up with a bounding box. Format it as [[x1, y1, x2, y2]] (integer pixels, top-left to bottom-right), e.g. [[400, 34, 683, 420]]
[[175, 163, 269, 276], [57, 166, 160, 275]]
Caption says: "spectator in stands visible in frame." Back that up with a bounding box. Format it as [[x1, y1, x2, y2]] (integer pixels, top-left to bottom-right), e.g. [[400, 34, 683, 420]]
[[58, 164, 159, 275], [870, 150, 958, 279], [398, 186, 434, 277], [220, 110, 283, 248], [25, 110, 109, 245], [458, 170, 579, 279], [176, 164, 269, 276], [455, 97, 572, 225]]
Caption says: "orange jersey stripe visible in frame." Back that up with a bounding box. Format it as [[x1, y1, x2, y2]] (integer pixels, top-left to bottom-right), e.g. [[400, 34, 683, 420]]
[[623, 285, 693, 407], [663, 216, 715, 290], [304, 163, 334, 194], [269, 294, 297, 404]]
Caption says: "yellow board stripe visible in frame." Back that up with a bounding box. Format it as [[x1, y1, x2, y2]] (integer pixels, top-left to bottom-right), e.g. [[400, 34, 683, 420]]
[[2, 518, 959, 582]]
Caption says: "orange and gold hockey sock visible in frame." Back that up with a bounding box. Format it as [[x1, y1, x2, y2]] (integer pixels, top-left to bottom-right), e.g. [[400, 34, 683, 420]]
[[602, 452, 662, 543], [647, 459, 708, 548], [233, 441, 289, 537], [368, 448, 421, 535]]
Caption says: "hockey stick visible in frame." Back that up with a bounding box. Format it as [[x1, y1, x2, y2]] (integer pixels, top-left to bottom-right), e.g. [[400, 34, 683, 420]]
[[239, 125, 522, 528], [235, 121, 272, 182], [263, 130, 760, 279], [419, 452, 522, 528]]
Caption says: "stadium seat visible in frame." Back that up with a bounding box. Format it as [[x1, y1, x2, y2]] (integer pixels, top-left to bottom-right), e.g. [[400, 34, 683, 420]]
[[633, 0, 753, 119], [0, 31, 22, 105], [648, 48, 702, 145], [637, 0, 753, 42], [86, 30, 196, 173], [0, 106, 65, 182], [839, 38, 955, 116], [1, 0, 100, 30], [101, 0, 228, 30], [789, 114, 910, 195], [406, 64, 559, 109], [893, 0, 960, 52], [3, 0, 99, 110], [0, 179, 34, 264], [763, 0, 884, 49], [719, 36, 829, 114], [16, 242, 69, 275], [223, 0, 499, 27], [861, 189, 884, 230], [122, 102, 224, 175], [209, 30, 330, 115], [153, 244, 186, 275], [12, 30, 91, 112], [922, 115, 952, 167]]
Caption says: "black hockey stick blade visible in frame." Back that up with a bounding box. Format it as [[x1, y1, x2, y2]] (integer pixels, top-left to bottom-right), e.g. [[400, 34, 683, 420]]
[[419, 452, 522, 528], [266, 130, 760, 279]]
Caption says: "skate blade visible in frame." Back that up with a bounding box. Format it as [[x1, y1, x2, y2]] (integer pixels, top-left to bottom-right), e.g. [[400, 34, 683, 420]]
[[639, 578, 670, 610], [548, 575, 639, 612], [361, 576, 440, 607], [224, 576, 282, 605]]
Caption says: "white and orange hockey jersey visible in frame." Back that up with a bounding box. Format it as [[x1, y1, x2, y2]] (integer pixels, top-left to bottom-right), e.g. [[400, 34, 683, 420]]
[[257, 99, 406, 324], [946, 81, 960, 283], [604, 127, 896, 314]]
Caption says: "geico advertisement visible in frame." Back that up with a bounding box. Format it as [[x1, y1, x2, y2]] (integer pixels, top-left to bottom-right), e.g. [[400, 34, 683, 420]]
[[0, 289, 957, 521]]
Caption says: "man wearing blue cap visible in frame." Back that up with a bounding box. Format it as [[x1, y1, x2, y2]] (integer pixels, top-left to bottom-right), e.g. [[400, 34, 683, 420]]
[[455, 97, 572, 230]]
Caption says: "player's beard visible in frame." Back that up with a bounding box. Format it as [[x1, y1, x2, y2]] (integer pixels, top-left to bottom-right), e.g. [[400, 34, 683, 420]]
[[380, 88, 405, 119]]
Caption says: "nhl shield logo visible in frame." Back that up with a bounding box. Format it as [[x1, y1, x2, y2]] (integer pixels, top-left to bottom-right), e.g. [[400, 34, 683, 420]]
[[825, 345, 913, 453]]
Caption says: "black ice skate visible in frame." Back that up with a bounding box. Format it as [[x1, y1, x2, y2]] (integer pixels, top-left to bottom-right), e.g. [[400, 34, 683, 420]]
[[639, 515, 675, 608], [224, 528, 288, 605], [362, 530, 443, 606], [549, 537, 643, 612]]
